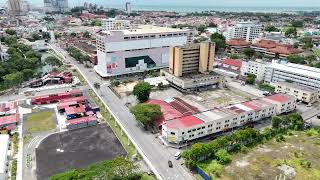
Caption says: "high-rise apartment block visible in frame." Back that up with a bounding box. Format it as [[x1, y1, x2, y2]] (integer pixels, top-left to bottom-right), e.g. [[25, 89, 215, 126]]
[[225, 22, 262, 42], [44, 0, 68, 13]]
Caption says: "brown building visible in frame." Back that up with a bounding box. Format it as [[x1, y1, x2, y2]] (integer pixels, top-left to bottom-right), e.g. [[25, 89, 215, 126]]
[[169, 42, 215, 77], [163, 42, 221, 92]]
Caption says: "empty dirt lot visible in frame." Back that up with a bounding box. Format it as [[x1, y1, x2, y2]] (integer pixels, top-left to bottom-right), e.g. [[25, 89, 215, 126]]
[[36, 124, 127, 180]]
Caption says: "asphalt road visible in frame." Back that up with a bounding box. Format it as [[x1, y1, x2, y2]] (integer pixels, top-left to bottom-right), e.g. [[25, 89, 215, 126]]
[[50, 44, 194, 180]]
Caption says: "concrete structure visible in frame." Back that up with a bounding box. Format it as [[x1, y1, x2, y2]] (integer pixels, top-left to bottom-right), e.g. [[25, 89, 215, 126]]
[[241, 59, 269, 82], [265, 61, 320, 90], [95, 25, 195, 77], [225, 22, 262, 42], [101, 18, 130, 31], [8, 0, 24, 16], [44, 0, 68, 13], [0, 134, 9, 180], [169, 42, 215, 77], [125, 2, 132, 14], [162, 42, 221, 92], [274, 81, 319, 103], [162, 94, 296, 144], [226, 38, 251, 53]]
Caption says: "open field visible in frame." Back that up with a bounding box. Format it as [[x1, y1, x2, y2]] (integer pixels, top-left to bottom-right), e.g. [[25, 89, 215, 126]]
[[216, 131, 320, 180], [25, 111, 56, 134], [36, 124, 127, 180]]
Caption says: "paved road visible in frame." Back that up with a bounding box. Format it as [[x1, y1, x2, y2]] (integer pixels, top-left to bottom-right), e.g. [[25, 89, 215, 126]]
[[50, 44, 194, 180]]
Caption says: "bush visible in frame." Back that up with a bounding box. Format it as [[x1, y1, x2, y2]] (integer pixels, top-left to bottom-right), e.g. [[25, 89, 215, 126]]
[[215, 150, 231, 165], [306, 129, 319, 136], [111, 80, 121, 87], [206, 160, 224, 178]]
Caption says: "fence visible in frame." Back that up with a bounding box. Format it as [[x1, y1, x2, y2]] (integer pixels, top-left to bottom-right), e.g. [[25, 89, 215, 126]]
[[196, 166, 212, 180]]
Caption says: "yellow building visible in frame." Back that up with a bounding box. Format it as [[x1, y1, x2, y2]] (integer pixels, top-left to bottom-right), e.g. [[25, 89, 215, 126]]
[[169, 42, 215, 77]]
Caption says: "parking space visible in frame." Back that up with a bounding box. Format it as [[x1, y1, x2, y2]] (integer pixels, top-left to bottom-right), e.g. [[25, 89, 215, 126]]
[[35, 124, 127, 180]]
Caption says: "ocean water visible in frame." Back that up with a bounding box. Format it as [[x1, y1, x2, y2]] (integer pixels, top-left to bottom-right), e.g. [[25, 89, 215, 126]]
[[108, 5, 320, 13]]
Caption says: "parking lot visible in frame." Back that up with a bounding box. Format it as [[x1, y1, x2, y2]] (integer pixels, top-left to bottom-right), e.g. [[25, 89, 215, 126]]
[[35, 124, 127, 180]]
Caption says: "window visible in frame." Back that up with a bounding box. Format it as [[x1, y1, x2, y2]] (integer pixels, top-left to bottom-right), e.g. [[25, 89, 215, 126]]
[[188, 130, 191, 133], [197, 128, 201, 130], [170, 132, 175, 135], [182, 132, 185, 135], [192, 129, 196, 132], [202, 126, 205, 129]]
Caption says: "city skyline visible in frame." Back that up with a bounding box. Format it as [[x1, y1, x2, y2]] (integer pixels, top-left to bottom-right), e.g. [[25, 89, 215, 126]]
[[2, 0, 320, 7]]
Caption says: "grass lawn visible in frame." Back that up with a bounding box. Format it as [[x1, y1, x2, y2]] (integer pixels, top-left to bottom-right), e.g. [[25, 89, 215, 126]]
[[25, 111, 56, 134], [218, 130, 320, 180], [88, 89, 138, 159]]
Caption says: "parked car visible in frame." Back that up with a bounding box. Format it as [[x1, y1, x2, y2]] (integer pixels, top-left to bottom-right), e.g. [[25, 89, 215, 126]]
[[168, 160, 173, 168]]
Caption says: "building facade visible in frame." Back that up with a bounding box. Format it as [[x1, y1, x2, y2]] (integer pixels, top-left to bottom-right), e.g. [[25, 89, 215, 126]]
[[163, 42, 221, 92], [101, 18, 131, 31], [225, 22, 262, 42], [162, 94, 296, 144], [241, 59, 269, 82], [95, 25, 195, 77], [0, 134, 9, 180], [274, 82, 319, 104], [44, 0, 68, 13], [169, 42, 215, 77], [264, 61, 320, 90], [125, 2, 132, 14]]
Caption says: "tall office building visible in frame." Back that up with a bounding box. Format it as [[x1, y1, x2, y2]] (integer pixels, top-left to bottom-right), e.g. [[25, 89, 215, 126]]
[[44, 0, 68, 13], [8, 0, 24, 16], [169, 42, 215, 77], [225, 22, 262, 42], [125, 2, 131, 14]]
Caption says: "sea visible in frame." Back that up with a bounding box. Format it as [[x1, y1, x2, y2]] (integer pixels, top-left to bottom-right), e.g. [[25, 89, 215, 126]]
[[107, 5, 320, 13]]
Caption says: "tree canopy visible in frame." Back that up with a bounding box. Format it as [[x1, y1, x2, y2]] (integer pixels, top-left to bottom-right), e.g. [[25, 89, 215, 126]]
[[130, 103, 162, 126], [264, 25, 280, 32], [285, 27, 297, 38], [45, 56, 62, 67], [133, 82, 152, 102], [243, 48, 255, 59], [50, 156, 141, 180], [246, 73, 256, 84], [210, 33, 226, 51], [5, 29, 16, 36], [287, 55, 305, 65]]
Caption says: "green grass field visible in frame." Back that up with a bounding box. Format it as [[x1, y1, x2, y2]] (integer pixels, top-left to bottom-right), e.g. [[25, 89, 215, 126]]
[[25, 111, 56, 134]]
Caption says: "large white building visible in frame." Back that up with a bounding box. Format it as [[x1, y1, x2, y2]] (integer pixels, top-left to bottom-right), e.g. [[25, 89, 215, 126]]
[[241, 59, 270, 82], [162, 94, 296, 144], [44, 0, 68, 13], [225, 22, 262, 42], [95, 25, 195, 77], [0, 135, 9, 180], [264, 61, 320, 90], [101, 18, 131, 31]]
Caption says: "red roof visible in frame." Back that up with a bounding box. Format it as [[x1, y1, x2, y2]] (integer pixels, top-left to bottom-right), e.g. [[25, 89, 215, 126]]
[[226, 38, 251, 46], [0, 101, 18, 113], [265, 94, 289, 103], [222, 59, 242, 69], [242, 102, 260, 110], [164, 115, 204, 129], [146, 99, 183, 126], [66, 116, 97, 125], [252, 39, 278, 49], [65, 105, 86, 115], [268, 45, 303, 55], [0, 114, 20, 126]]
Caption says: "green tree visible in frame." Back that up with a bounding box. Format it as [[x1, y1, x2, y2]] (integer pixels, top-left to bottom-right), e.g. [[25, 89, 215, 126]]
[[70, 32, 77, 37], [91, 19, 102, 26], [265, 25, 280, 32], [301, 37, 313, 49], [287, 55, 305, 64], [5, 29, 16, 35], [246, 73, 256, 84], [45, 56, 62, 66], [243, 48, 255, 59], [272, 116, 283, 129], [197, 24, 207, 34], [285, 27, 297, 38], [130, 103, 162, 127], [3, 72, 24, 88], [211, 32, 226, 51], [133, 82, 152, 102], [94, 82, 100, 89], [291, 20, 304, 28], [215, 149, 231, 165]]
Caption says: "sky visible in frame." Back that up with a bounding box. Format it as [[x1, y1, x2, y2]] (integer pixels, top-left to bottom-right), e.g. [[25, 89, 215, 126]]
[[2, 0, 320, 8]]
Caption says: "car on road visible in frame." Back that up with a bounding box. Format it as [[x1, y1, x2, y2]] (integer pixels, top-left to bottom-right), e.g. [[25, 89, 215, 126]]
[[174, 152, 181, 160], [168, 160, 173, 168], [306, 104, 312, 107]]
